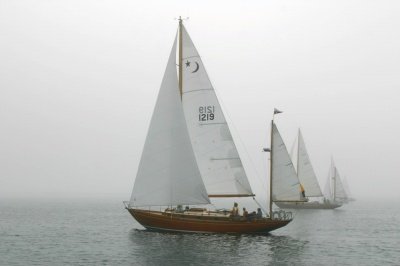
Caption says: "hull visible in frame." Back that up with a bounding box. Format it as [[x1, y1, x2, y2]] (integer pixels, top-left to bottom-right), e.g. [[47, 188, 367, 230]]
[[275, 201, 342, 210], [127, 209, 291, 234]]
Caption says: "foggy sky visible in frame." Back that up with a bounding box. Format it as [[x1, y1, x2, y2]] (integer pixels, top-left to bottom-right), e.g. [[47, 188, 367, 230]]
[[1, 0, 399, 200]]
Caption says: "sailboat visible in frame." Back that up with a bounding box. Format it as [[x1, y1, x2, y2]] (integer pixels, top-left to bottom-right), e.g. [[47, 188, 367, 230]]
[[275, 130, 342, 209], [268, 120, 308, 209], [124, 18, 292, 234], [323, 158, 347, 206]]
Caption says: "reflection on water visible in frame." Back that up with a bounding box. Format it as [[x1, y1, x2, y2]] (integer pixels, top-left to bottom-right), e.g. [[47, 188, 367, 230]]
[[128, 229, 307, 265]]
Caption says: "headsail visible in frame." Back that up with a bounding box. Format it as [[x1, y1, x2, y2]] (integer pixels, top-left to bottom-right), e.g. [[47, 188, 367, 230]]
[[342, 176, 353, 199], [333, 167, 348, 202], [180, 25, 254, 197], [296, 130, 323, 197], [323, 172, 332, 200], [129, 35, 210, 207], [271, 123, 304, 201]]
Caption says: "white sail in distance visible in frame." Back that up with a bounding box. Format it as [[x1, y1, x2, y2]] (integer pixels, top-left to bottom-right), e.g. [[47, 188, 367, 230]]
[[271, 123, 304, 201], [333, 167, 348, 202], [129, 35, 210, 207], [323, 171, 332, 200], [180, 25, 254, 197], [296, 130, 323, 197], [342, 176, 353, 198]]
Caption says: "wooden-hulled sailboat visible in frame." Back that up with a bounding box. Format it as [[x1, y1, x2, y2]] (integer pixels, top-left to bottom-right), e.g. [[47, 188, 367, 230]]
[[124, 19, 292, 234], [323, 158, 348, 205], [275, 130, 342, 209]]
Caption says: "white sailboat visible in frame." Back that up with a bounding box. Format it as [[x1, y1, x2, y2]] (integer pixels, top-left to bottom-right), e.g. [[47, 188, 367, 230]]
[[124, 18, 293, 234], [276, 130, 342, 209], [323, 158, 347, 206], [266, 115, 307, 210], [271, 124, 306, 202]]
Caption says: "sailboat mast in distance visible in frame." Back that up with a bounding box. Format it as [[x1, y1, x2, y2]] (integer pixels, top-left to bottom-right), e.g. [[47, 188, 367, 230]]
[[333, 161, 336, 201], [268, 108, 282, 218], [297, 129, 300, 176]]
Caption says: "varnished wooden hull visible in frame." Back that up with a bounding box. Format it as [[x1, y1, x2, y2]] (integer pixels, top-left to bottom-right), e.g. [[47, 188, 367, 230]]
[[275, 201, 342, 209], [127, 209, 291, 234]]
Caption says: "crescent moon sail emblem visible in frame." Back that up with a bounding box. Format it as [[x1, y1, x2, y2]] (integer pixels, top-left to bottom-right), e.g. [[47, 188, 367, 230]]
[[191, 62, 200, 73]]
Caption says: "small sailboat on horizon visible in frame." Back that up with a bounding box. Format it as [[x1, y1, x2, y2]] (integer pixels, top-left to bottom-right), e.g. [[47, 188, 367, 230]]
[[124, 18, 293, 234], [324, 158, 348, 205]]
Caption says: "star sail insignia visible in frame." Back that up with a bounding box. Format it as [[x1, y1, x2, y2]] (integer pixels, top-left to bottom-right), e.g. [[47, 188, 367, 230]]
[[185, 60, 200, 73]]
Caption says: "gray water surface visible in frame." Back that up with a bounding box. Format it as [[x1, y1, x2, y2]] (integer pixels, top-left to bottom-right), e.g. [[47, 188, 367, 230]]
[[1, 199, 399, 265]]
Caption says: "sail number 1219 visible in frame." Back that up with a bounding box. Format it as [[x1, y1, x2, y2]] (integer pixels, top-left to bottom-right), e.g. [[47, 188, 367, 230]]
[[199, 106, 215, 121]]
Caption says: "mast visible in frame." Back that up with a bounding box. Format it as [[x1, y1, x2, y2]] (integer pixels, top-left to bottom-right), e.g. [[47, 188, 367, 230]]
[[268, 108, 282, 218], [269, 119, 273, 218], [333, 166, 336, 201], [178, 16, 183, 99], [297, 129, 300, 176]]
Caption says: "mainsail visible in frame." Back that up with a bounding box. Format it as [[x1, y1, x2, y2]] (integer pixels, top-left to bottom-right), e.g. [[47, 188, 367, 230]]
[[296, 130, 323, 197], [271, 123, 304, 201], [129, 36, 210, 207], [180, 25, 254, 197]]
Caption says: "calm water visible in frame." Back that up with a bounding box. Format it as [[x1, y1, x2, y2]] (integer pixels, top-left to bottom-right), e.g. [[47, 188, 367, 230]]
[[1, 199, 399, 265]]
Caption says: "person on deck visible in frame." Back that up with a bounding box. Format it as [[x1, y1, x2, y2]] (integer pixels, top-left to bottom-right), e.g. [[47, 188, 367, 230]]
[[247, 211, 256, 221], [231, 202, 239, 216], [300, 184, 306, 198], [176, 205, 183, 212], [242, 208, 248, 218], [256, 208, 262, 219]]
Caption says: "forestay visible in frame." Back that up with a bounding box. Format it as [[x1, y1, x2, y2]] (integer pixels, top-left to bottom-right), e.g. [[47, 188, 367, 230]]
[[289, 134, 298, 170], [180, 25, 254, 197], [271, 123, 304, 201], [297, 130, 323, 197], [129, 36, 210, 207]]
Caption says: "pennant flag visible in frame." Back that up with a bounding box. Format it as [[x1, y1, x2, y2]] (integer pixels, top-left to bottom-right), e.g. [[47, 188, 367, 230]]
[[274, 108, 283, 114]]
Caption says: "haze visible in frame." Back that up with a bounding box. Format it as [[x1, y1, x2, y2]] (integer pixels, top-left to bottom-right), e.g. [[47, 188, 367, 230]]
[[1, 0, 399, 201]]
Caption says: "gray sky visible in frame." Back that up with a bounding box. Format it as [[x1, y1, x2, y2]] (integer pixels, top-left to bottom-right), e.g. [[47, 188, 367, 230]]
[[1, 0, 399, 200]]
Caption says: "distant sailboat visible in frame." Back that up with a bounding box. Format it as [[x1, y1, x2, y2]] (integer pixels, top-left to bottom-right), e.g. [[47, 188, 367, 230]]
[[323, 158, 347, 205], [269, 120, 308, 209], [124, 18, 292, 234], [343, 176, 356, 202], [275, 130, 342, 209]]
